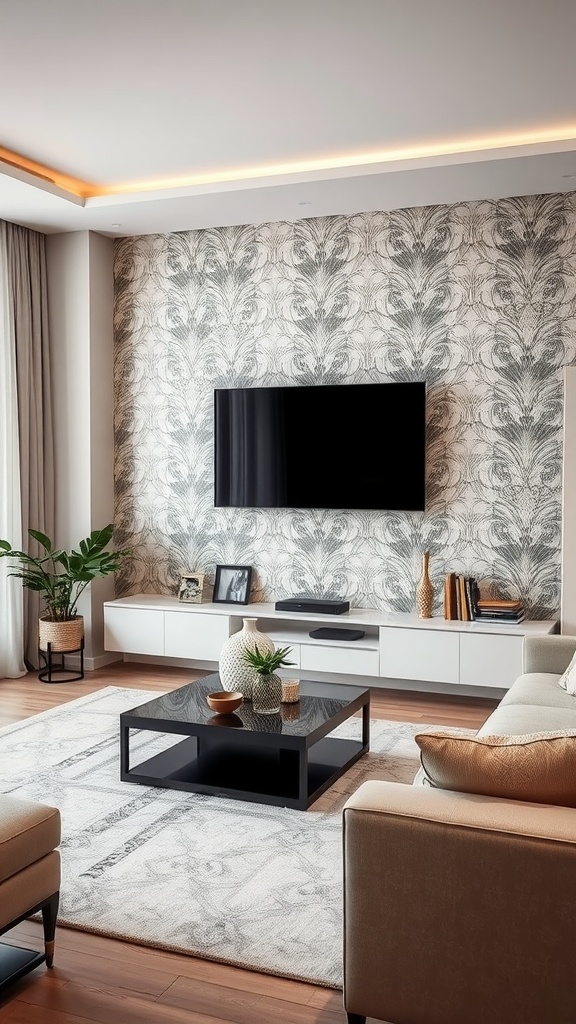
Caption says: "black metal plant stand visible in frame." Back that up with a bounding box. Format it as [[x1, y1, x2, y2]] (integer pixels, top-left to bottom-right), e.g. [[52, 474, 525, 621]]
[[38, 639, 85, 684]]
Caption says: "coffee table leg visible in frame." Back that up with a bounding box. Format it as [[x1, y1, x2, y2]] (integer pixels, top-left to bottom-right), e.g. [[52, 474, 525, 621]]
[[361, 700, 370, 749], [278, 748, 307, 808], [120, 723, 130, 777], [298, 748, 308, 810]]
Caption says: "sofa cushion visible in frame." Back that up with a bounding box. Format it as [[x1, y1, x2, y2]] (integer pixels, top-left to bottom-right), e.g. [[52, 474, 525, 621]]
[[500, 673, 576, 711], [476, 702, 576, 737], [415, 729, 576, 806], [558, 650, 576, 695], [0, 851, 61, 932], [0, 794, 61, 884]]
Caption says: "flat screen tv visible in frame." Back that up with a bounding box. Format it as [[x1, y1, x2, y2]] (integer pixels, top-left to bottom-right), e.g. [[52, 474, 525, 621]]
[[214, 381, 426, 511]]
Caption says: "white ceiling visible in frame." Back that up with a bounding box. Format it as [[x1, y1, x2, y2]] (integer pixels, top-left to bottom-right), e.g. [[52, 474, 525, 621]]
[[2, 0, 576, 236]]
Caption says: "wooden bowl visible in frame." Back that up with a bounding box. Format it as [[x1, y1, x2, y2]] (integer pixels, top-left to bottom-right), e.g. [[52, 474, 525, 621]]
[[206, 691, 243, 714]]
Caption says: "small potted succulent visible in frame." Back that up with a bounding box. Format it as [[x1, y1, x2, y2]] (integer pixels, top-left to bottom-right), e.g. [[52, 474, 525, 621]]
[[241, 644, 294, 714]]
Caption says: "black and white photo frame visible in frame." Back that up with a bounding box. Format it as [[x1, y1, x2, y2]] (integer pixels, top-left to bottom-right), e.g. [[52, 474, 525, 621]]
[[213, 565, 252, 604]]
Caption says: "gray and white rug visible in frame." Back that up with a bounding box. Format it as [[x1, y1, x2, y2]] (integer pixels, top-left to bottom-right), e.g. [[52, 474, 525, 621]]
[[0, 686, 428, 987]]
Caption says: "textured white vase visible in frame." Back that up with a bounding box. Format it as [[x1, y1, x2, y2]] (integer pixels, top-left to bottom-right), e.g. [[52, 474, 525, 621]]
[[218, 618, 275, 699]]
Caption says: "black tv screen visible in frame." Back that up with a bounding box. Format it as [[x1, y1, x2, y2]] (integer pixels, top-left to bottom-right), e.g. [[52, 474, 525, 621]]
[[214, 382, 426, 511]]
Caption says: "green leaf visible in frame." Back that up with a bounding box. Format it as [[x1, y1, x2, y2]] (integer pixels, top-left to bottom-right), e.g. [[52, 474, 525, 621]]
[[241, 644, 294, 673], [16, 577, 47, 592], [88, 525, 113, 553], [28, 529, 52, 551], [1, 523, 126, 606]]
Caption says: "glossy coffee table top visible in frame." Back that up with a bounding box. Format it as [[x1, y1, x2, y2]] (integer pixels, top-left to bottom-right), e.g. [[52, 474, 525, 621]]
[[123, 673, 368, 738]]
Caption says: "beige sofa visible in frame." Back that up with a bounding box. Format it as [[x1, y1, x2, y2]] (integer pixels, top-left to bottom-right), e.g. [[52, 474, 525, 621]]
[[343, 635, 576, 1024]]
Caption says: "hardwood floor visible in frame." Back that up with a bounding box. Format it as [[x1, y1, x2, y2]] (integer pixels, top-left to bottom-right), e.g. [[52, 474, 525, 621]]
[[0, 662, 497, 1024]]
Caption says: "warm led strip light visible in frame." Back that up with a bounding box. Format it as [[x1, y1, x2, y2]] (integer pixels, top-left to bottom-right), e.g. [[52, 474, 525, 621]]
[[2, 126, 576, 199], [0, 146, 91, 196]]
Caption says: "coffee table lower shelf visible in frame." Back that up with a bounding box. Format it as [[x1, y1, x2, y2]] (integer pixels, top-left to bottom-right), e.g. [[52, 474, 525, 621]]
[[0, 943, 46, 994], [121, 734, 366, 810]]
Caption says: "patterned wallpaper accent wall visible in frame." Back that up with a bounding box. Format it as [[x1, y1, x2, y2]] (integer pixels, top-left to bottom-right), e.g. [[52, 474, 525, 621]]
[[113, 193, 576, 618]]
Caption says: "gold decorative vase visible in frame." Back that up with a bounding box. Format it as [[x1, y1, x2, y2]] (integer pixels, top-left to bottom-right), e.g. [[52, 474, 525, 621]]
[[416, 552, 433, 618]]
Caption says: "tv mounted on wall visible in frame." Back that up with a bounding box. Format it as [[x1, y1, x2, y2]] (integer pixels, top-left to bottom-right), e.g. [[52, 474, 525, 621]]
[[214, 381, 426, 511]]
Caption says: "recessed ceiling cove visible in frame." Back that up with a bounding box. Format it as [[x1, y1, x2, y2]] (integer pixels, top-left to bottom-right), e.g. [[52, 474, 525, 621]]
[[2, 0, 576, 234]]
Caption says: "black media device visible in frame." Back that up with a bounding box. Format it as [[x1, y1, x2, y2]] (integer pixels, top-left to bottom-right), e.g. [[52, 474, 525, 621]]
[[275, 597, 350, 615], [309, 627, 365, 642], [214, 381, 426, 511]]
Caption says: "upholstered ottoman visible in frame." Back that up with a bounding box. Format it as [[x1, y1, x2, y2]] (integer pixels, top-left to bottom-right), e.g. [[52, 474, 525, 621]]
[[0, 793, 61, 991]]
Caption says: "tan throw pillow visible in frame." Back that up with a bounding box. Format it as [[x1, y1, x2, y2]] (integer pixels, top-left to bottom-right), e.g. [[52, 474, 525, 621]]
[[415, 730, 576, 807], [558, 651, 576, 695]]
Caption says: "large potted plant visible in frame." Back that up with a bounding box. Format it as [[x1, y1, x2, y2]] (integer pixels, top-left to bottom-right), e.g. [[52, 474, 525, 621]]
[[0, 524, 127, 654]]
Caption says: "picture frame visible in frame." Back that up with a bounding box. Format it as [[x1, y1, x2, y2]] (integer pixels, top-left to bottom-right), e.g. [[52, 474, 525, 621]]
[[178, 573, 205, 604], [213, 565, 253, 605]]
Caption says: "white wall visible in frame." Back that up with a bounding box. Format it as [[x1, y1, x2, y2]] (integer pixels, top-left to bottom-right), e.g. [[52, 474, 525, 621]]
[[46, 231, 116, 666], [88, 232, 116, 656]]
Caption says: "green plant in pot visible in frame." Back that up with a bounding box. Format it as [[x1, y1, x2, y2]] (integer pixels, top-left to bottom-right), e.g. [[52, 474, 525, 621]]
[[241, 644, 294, 714], [0, 524, 128, 656]]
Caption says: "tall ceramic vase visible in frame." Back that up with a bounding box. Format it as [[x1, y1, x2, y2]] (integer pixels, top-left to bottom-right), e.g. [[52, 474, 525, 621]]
[[416, 551, 434, 618], [218, 618, 275, 700]]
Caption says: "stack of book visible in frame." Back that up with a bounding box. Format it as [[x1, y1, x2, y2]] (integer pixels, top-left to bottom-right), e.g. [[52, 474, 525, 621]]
[[443, 573, 525, 623], [474, 599, 525, 624], [443, 574, 479, 621]]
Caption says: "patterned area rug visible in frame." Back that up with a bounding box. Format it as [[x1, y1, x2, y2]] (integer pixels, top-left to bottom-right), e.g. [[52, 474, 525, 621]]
[[0, 686, 427, 988]]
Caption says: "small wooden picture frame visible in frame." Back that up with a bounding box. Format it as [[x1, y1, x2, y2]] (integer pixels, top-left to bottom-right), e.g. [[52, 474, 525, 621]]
[[178, 573, 205, 604], [213, 565, 252, 605]]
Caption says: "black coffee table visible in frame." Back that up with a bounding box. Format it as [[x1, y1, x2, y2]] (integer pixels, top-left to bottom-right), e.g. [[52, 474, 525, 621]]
[[120, 674, 370, 810]]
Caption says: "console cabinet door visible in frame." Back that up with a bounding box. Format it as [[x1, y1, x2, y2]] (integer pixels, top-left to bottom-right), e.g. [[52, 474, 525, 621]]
[[164, 611, 230, 661], [459, 633, 523, 689], [379, 627, 459, 684], [104, 607, 164, 656], [300, 644, 379, 677]]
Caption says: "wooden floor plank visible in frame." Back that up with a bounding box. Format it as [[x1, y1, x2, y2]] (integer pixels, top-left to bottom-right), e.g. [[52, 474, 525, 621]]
[[41, 947, 177, 999], [15, 981, 236, 1024], [0, 662, 496, 1022], [8, 922, 320, 1006], [0, 1003, 92, 1024], [157, 974, 346, 1024]]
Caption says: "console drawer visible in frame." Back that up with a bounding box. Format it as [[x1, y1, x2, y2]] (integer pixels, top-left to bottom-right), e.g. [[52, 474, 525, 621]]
[[379, 627, 459, 684], [459, 633, 523, 688], [301, 644, 379, 677], [104, 607, 164, 656], [164, 612, 230, 661]]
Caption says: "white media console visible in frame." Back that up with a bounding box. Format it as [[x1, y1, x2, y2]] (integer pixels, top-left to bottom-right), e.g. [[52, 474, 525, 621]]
[[103, 594, 558, 693]]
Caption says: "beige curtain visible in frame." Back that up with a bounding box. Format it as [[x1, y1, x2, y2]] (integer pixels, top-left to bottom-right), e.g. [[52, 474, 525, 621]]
[[2, 221, 54, 668], [0, 225, 25, 677]]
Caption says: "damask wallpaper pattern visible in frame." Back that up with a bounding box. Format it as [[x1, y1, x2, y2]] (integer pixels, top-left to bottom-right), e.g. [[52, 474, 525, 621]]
[[113, 193, 576, 617]]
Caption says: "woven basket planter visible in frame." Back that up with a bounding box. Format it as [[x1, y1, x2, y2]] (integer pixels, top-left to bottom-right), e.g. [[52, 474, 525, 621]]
[[39, 615, 84, 653]]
